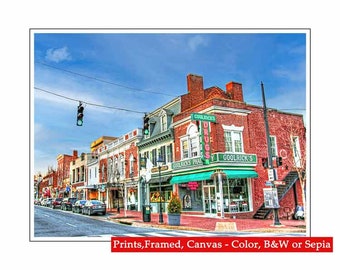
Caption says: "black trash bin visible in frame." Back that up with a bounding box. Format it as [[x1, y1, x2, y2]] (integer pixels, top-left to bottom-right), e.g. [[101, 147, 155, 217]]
[[142, 205, 151, 222]]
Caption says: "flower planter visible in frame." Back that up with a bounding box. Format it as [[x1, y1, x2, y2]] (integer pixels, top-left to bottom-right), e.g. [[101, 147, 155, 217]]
[[168, 213, 181, 226]]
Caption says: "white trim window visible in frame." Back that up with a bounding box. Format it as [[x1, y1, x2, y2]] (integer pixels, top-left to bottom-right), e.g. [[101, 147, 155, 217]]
[[180, 123, 199, 159], [223, 124, 244, 153], [160, 113, 167, 132], [129, 154, 134, 175], [292, 136, 301, 167], [270, 136, 278, 157]]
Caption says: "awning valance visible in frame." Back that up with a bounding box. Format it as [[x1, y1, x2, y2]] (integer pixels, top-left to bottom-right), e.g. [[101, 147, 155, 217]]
[[223, 170, 258, 179], [170, 169, 258, 184], [170, 171, 214, 184]]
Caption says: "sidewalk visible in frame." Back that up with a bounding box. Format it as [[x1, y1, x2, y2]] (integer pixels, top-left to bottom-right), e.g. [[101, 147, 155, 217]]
[[106, 209, 307, 233]]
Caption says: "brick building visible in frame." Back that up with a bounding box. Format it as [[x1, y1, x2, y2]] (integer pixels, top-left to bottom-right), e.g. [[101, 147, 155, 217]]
[[153, 74, 305, 219]]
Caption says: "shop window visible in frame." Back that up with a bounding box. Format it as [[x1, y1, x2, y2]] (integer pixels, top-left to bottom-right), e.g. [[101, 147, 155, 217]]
[[222, 178, 250, 213]]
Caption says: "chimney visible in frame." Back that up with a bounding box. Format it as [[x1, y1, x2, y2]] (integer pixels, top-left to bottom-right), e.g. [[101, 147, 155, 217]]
[[226, 81, 244, 102], [187, 74, 204, 94], [73, 150, 78, 158], [186, 74, 205, 107]]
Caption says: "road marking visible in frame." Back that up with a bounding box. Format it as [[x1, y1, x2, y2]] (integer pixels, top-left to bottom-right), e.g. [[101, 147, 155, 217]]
[[66, 223, 77, 227]]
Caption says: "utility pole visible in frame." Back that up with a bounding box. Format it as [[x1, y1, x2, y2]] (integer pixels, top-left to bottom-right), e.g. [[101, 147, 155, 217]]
[[261, 82, 281, 226]]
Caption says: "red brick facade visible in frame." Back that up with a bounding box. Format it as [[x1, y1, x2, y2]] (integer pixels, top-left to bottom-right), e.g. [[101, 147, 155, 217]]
[[172, 74, 306, 219]]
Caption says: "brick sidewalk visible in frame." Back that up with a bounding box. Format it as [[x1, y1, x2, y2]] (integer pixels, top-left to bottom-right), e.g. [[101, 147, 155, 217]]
[[107, 209, 306, 233]]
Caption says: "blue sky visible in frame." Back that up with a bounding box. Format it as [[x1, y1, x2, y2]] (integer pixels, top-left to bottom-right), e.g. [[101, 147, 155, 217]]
[[33, 29, 308, 174]]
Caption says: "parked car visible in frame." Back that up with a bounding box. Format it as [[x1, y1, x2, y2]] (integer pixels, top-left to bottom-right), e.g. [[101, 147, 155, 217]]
[[51, 198, 63, 209], [34, 199, 41, 205], [45, 198, 53, 207], [82, 200, 106, 216], [72, 200, 87, 214], [41, 198, 52, 207], [61, 197, 77, 211]]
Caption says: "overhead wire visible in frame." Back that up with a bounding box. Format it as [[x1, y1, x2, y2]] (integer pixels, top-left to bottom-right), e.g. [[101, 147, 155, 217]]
[[34, 87, 146, 114]]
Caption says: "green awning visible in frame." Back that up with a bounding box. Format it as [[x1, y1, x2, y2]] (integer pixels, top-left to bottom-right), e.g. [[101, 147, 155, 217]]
[[170, 169, 258, 184], [170, 171, 214, 184], [223, 170, 258, 179]]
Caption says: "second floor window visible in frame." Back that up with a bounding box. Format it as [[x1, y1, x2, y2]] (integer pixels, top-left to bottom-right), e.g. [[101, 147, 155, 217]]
[[181, 123, 199, 159], [270, 136, 278, 157], [223, 125, 244, 153]]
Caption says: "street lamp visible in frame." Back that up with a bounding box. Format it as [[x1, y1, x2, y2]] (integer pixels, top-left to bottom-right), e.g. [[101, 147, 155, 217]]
[[157, 155, 164, 224]]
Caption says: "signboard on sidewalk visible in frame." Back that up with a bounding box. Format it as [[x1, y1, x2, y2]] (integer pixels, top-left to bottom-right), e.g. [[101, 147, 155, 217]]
[[263, 188, 280, 208]]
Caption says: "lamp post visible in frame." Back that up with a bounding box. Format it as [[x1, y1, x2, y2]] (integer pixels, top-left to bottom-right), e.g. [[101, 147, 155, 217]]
[[261, 82, 281, 226], [156, 155, 164, 224]]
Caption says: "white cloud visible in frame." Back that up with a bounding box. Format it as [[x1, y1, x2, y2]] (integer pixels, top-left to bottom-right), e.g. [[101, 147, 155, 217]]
[[187, 35, 208, 51], [45, 46, 72, 63]]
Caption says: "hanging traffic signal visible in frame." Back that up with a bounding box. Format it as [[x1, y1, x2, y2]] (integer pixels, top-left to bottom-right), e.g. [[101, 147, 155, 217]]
[[77, 102, 84, 126], [143, 115, 149, 135], [261, 157, 268, 168], [276, 156, 283, 167]]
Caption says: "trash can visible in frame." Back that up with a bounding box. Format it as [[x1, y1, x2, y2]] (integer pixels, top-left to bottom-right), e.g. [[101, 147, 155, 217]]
[[142, 205, 151, 222]]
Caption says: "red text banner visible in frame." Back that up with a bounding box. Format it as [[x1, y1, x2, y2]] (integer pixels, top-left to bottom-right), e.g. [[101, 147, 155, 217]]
[[111, 237, 333, 253]]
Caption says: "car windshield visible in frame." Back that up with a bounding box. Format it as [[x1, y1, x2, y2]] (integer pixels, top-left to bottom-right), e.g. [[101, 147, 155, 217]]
[[92, 201, 102, 205]]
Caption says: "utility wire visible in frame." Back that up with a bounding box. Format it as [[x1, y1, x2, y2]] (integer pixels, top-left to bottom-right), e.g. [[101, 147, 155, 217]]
[[36, 61, 177, 97], [34, 86, 146, 114]]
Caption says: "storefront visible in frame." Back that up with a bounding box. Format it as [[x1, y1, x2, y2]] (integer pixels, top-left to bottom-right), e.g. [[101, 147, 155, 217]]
[[171, 153, 258, 217], [125, 182, 139, 211]]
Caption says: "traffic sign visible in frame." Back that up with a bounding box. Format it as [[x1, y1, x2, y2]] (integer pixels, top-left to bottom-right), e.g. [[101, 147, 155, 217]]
[[267, 168, 277, 181], [273, 180, 286, 185], [265, 181, 274, 186]]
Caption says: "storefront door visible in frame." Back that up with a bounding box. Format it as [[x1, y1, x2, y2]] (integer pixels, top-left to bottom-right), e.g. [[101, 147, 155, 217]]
[[203, 185, 216, 216]]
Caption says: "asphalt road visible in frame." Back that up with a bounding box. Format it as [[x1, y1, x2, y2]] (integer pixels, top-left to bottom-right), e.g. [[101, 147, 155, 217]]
[[33, 206, 305, 240]]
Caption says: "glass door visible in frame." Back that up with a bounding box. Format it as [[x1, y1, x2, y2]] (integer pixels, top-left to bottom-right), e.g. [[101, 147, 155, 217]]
[[203, 185, 216, 216]]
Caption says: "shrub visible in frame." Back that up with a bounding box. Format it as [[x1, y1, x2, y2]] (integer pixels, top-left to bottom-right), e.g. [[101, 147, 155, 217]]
[[167, 192, 182, 214]]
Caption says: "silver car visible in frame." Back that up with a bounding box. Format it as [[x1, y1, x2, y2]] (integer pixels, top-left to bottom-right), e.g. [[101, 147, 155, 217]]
[[82, 200, 106, 216]]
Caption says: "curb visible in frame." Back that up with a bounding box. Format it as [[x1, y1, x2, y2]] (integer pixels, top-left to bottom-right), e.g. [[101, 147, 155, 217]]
[[108, 217, 209, 231]]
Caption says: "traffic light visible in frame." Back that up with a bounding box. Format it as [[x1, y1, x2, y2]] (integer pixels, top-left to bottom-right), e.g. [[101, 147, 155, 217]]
[[143, 115, 149, 135], [276, 156, 283, 167], [261, 157, 268, 168], [77, 102, 84, 126]]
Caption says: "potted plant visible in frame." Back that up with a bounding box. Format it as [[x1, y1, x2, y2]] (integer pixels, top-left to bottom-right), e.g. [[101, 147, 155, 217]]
[[167, 192, 182, 226]]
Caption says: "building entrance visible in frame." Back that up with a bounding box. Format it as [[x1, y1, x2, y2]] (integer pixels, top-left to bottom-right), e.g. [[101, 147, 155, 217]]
[[203, 185, 216, 216]]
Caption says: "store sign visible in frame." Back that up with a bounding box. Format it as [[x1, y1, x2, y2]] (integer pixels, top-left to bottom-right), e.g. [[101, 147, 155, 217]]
[[191, 113, 216, 123], [191, 113, 217, 165], [187, 181, 199, 190], [200, 121, 212, 164], [172, 157, 203, 169], [213, 153, 257, 164], [172, 153, 257, 170]]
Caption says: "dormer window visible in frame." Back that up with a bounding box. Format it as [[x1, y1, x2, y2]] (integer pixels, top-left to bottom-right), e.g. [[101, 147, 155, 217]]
[[160, 113, 167, 132]]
